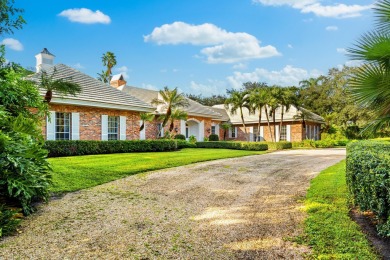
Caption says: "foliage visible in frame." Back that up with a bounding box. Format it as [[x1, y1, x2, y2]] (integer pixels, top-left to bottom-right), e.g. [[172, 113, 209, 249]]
[[36, 67, 82, 103], [225, 89, 250, 140], [263, 141, 292, 150], [292, 139, 349, 148], [174, 134, 186, 140], [208, 134, 219, 141], [185, 93, 227, 106], [248, 85, 268, 142], [347, 1, 390, 134], [188, 135, 197, 144], [0, 0, 25, 36], [139, 112, 155, 132], [49, 148, 266, 193], [44, 140, 179, 157], [346, 141, 390, 236], [97, 51, 117, 83], [175, 140, 196, 149], [152, 87, 189, 137], [196, 141, 268, 151], [220, 122, 231, 141], [203, 137, 209, 141], [298, 160, 379, 259], [168, 109, 187, 132], [0, 204, 21, 238]]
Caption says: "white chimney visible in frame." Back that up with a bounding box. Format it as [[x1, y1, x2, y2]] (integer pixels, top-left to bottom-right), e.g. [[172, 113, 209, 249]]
[[35, 48, 55, 73]]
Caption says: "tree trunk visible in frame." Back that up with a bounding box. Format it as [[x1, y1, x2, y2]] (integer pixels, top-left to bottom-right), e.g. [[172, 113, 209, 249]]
[[257, 106, 262, 142], [240, 107, 248, 141], [44, 90, 52, 103], [139, 121, 145, 132], [273, 109, 276, 142], [279, 105, 284, 141], [265, 106, 274, 142]]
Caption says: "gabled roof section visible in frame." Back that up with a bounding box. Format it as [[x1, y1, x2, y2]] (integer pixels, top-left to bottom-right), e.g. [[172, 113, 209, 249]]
[[40, 48, 55, 56], [209, 106, 230, 121], [111, 74, 124, 81], [121, 85, 222, 119], [28, 64, 154, 112]]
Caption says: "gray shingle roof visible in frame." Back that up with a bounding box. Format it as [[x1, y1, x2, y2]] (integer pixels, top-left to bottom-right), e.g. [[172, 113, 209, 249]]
[[28, 64, 154, 111], [122, 86, 222, 118]]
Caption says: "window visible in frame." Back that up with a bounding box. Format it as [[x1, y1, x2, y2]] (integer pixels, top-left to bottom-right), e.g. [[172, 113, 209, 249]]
[[211, 126, 216, 135], [108, 116, 119, 140], [231, 127, 236, 138], [185, 123, 189, 138], [280, 125, 287, 141], [158, 123, 164, 137], [55, 112, 71, 140]]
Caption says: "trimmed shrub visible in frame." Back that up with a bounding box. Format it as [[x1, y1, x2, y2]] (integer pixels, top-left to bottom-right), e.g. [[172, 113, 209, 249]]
[[44, 140, 178, 157], [174, 134, 185, 140], [265, 141, 292, 150], [292, 139, 350, 148], [176, 140, 196, 149], [346, 141, 390, 237], [196, 141, 268, 151], [209, 134, 219, 141]]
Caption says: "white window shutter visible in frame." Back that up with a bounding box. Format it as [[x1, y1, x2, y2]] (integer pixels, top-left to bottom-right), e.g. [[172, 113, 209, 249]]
[[101, 115, 108, 141], [287, 125, 291, 142], [71, 113, 80, 140], [140, 120, 145, 140], [120, 116, 126, 140], [260, 126, 264, 141], [160, 123, 164, 137], [199, 121, 204, 141], [46, 111, 56, 140], [180, 120, 186, 135], [215, 124, 220, 137], [276, 125, 280, 142]]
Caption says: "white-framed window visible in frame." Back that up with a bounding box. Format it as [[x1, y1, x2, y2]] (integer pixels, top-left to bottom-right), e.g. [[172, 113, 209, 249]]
[[280, 125, 287, 141], [108, 116, 119, 140], [230, 126, 237, 138], [211, 126, 216, 135], [158, 123, 164, 137], [185, 123, 189, 138], [55, 112, 71, 140]]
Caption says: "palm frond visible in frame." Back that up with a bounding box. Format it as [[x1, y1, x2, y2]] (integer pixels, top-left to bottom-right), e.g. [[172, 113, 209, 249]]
[[374, 0, 390, 33]]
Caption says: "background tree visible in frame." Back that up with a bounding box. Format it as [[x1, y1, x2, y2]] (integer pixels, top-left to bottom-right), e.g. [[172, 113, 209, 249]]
[[225, 89, 250, 141], [248, 84, 269, 141], [348, 0, 390, 133], [152, 87, 189, 137], [186, 93, 227, 106], [139, 112, 155, 132], [97, 51, 117, 83], [0, 0, 25, 36]]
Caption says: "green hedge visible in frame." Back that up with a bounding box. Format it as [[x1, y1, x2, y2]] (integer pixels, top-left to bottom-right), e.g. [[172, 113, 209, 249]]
[[196, 141, 268, 151], [264, 141, 292, 150], [44, 140, 179, 157], [292, 139, 349, 148], [176, 140, 197, 149], [346, 141, 390, 237], [209, 134, 219, 141]]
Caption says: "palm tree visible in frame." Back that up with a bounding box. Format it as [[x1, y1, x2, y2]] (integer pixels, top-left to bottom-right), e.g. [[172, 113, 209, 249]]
[[38, 67, 81, 103], [151, 87, 189, 137], [348, 0, 390, 133], [225, 89, 250, 141], [266, 86, 282, 142], [299, 76, 324, 89], [249, 86, 269, 141], [168, 109, 188, 132], [139, 112, 155, 132], [98, 51, 117, 83], [278, 87, 295, 141], [220, 122, 231, 140]]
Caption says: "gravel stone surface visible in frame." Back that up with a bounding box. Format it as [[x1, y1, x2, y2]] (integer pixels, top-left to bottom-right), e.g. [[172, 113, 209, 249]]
[[0, 148, 346, 259]]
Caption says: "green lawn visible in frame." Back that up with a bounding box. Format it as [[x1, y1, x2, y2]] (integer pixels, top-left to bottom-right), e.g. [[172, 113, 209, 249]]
[[301, 160, 379, 259], [49, 148, 266, 193]]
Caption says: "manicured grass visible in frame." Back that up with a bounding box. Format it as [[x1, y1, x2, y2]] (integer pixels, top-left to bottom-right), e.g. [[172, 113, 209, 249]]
[[49, 148, 266, 193], [301, 160, 379, 259]]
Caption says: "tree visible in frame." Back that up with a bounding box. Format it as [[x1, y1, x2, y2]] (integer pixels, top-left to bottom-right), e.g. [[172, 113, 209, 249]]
[[348, 0, 390, 133], [139, 112, 155, 132], [225, 89, 250, 141], [220, 122, 231, 141], [266, 86, 281, 142], [36, 67, 82, 103], [248, 84, 269, 141], [0, 0, 25, 36], [186, 93, 227, 106], [151, 87, 189, 137], [168, 109, 188, 132], [278, 87, 296, 141], [97, 51, 117, 83]]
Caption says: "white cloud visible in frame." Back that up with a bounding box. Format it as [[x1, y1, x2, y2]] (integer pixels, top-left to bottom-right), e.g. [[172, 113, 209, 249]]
[[253, 0, 372, 18], [227, 65, 322, 88], [141, 83, 158, 91], [144, 21, 280, 63], [287, 44, 293, 48], [232, 63, 247, 70], [1, 38, 23, 51], [326, 26, 338, 31], [72, 63, 85, 69], [58, 8, 111, 24], [189, 80, 227, 95], [114, 66, 130, 79], [345, 60, 363, 67], [336, 48, 347, 54]]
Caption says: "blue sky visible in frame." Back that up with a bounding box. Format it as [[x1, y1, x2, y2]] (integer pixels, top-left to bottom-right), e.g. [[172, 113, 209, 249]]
[[2, 0, 374, 95]]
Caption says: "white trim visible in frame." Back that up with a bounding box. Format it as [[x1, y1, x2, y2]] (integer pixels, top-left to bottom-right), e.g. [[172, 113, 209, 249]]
[[260, 126, 264, 141], [180, 120, 186, 135], [71, 113, 80, 140], [139, 120, 145, 140], [120, 116, 126, 140], [199, 121, 204, 141], [101, 115, 108, 141], [249, 126, 253, 142], [276, 125, 280, 142], [286, 125, 291, 142], [215, 124, 220, 137], [46, 111, 56, 140]]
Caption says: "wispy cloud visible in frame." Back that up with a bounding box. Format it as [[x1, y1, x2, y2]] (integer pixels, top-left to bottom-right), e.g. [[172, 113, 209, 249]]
[[114, 66, 130, 79], [287, 44, 293, 48], [72, 63, 85, 69], [144, 21, 280, 64], [1, 38, 23, 51], [253, 0, 372, 18], [326, 26, 338, 31], [336, 48, 347, 54], [59, 8, 111, 24]]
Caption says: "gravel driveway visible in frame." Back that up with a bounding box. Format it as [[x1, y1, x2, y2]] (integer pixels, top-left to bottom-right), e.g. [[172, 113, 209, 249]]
[[0, 148, 346, 259]]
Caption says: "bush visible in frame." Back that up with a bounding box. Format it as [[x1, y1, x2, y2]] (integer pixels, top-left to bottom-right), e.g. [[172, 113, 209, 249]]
[[209, 134, 219, 141], [292, 139, 350, 148], [196, 141, 268, 151], [44, 140, 179, 157], [265, 141, 292, 150], [174, 134, 185, 140], [189, 135, 197, 144], [346, 141, 390, 237], [176, 140, 196, 149], [0, 205, 21, 238]]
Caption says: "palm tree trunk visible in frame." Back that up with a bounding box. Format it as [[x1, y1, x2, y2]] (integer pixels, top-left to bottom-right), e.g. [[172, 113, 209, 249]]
[[257, 106, 262, 142], [265, 106, 274, 142], [272, 109, 277, 142], [279, 105, 284, 141], [240, 107, 248, 141], [139, 121, 145, 132]]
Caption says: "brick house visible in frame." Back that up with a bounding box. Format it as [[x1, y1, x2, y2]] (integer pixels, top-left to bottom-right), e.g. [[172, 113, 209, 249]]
[[211, 104, 324, 142]]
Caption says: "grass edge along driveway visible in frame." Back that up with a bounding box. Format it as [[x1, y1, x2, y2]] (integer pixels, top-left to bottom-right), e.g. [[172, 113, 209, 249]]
[[49, 148, 266, 193]]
